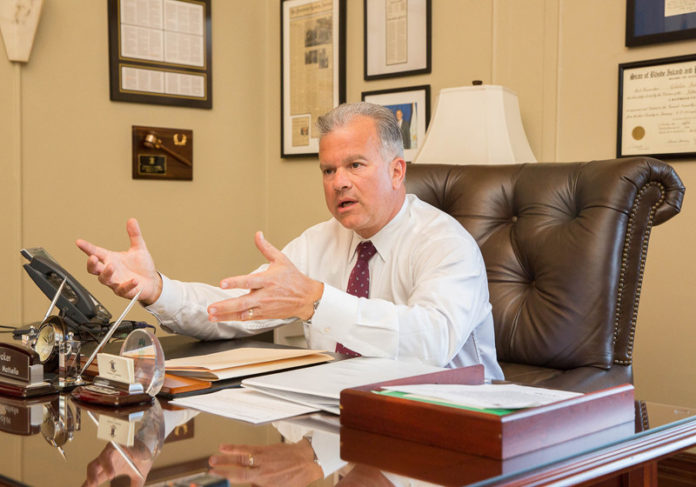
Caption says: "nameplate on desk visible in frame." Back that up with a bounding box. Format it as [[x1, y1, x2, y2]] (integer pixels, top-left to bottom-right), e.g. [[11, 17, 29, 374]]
[[0, 343, 43, 384], [97, 353, 135, 384]]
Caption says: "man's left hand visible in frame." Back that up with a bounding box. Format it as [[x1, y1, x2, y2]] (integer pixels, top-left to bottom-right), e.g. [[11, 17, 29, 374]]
[[207, 232, 323, 322]]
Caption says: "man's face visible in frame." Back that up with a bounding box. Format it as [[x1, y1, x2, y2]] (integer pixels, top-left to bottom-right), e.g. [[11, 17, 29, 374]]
[[319, 116, 405, 238], [395, 110, 403, 121]]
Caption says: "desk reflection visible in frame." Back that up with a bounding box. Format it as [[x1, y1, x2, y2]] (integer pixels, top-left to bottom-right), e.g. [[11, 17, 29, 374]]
[[3, 393, 694, 487]]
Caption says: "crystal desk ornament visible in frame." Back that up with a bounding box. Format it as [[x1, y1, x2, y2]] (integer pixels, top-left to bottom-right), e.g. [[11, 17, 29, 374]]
[[57, 331, 82, 388], [71, 291, 165, 407], [71, 329, 165, 407]]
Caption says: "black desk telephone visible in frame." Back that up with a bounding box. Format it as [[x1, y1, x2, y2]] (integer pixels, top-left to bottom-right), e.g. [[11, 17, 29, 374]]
[[21, 247, 113, 333]]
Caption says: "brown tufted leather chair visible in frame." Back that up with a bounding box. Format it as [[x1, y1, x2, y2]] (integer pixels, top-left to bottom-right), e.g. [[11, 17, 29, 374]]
[[405, 157, 685, 392]]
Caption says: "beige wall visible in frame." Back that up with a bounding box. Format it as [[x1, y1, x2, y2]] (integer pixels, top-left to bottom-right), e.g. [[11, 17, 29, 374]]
[[1, 0, 271, 328], [1, 0, 693, 407]]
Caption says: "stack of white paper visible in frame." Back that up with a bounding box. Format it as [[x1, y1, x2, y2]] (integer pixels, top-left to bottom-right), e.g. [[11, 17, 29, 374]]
[[171, 388, 319, 424], [242, 358, 445, 415]]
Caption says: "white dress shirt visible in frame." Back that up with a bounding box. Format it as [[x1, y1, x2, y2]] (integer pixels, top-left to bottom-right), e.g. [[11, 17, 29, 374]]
[[147, 194, 503, 380]]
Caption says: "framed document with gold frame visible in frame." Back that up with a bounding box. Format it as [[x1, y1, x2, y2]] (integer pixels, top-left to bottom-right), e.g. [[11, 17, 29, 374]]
[[281, 0, 346, 158], [617, 54, 696, 159], [107, 0, 212, 109]]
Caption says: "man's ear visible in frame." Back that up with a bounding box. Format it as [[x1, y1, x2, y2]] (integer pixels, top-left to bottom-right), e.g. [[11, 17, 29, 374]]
[[390, 157, 407, 189]]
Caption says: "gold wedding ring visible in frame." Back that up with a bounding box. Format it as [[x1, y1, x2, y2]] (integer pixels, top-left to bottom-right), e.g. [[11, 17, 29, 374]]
[[247, 308, 255, 320], [248, 453, 255, 466]]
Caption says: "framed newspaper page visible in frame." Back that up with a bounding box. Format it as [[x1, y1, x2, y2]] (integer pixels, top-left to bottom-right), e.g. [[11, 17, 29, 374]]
[[108, 0, 212, 109], [626, 0, 696, 46], [618, 54, 696, 159], [364, 0, 431, 80], [281, 0, 346, 157], [362, 85, 430, 162]]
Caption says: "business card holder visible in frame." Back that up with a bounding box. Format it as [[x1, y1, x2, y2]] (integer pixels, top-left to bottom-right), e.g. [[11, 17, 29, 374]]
[[72, 329, 165, 407]]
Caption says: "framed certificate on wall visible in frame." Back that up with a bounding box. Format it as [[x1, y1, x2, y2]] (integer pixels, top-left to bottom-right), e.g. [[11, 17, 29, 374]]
[[364, 0, 431, 80], [107, 0, 213, 109], [618, 54, 696, 159], [281, 0, 346, 157]]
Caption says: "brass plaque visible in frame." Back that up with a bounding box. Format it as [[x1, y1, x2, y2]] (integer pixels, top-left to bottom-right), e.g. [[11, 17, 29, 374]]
[[138, 155, 167, 175]]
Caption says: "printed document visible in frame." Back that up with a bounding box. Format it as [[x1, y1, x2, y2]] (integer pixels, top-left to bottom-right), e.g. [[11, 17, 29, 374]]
[[170, 388, 319, 424], [380, 383, 583, 410], [242, 357, 445, 414]]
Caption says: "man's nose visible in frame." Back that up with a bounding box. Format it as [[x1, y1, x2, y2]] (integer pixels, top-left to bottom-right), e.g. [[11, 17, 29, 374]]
[[333, 168, 351, 190]]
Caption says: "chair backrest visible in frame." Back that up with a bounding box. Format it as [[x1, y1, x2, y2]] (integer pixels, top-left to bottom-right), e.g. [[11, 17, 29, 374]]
[[405, 158, 684, 370]]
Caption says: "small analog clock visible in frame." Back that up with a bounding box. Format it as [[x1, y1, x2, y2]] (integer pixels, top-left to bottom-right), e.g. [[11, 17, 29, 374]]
[[34, 316, 67, 370]]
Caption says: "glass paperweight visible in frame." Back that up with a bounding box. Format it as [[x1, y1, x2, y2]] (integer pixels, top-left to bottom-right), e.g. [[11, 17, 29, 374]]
[[120, 329, 165, 397]]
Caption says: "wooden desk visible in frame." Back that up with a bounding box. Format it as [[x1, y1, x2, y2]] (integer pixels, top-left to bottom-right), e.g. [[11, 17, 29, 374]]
[[0, 334, 694, 486]]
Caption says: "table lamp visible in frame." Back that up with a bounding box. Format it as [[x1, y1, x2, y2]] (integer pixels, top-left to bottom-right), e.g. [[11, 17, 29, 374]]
[[413, 83, 536, 164]]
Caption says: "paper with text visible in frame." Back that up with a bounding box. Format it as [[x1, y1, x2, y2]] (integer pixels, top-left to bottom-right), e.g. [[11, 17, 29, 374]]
[[170, 388, 319, 424]]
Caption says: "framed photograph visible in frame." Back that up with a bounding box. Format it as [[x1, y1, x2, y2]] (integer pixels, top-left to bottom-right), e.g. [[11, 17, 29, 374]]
[[626, 0, 696, 46], [617, 54, 696, 159], [364, 0, 431, 80], [281, 0, 346, 158], [362, 85, 430, 162], [107, 0, 212, 109]]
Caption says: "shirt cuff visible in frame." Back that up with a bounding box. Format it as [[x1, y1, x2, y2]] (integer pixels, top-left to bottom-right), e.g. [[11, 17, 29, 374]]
[[146, 274, 181, 317], [308, 283, 359, 343]]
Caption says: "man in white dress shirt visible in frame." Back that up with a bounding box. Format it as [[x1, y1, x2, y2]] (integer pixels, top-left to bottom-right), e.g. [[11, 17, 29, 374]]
[[76, 102, 503, 379]]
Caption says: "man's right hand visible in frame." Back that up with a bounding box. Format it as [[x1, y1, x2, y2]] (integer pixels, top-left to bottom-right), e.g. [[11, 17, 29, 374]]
[[75, 218, 162, 306]]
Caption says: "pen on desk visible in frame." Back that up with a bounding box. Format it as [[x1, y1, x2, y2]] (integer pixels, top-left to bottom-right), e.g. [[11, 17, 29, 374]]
[[86, 411, 145, 481], [42, 277, 67, 322], [80, 289, 142, 378]]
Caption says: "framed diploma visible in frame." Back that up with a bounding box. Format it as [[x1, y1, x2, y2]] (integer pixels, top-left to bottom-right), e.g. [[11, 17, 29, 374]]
[[281, 0, 346, 158], [617, 54, 696, 159], [626, 0, 696, 46], [107, 0, 212, 109], [362, 85, 430, 162], [364, 0, 431, 80]]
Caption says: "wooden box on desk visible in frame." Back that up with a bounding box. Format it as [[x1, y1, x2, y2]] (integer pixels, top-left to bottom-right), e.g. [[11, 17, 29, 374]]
[[339, 365, 635, 459]]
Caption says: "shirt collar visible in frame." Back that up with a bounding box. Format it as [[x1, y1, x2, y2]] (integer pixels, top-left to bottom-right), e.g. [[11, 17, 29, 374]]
[[348, 195, 410, 262]]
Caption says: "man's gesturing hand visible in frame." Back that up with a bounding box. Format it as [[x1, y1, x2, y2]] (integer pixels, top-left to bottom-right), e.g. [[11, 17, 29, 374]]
[[208, 232, 323, 322], [75, 218, 162, 305]]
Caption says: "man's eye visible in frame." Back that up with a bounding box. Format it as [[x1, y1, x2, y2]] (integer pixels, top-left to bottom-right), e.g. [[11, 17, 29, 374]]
[[351, 162, 361, 169], [323, 168, 334, 175]]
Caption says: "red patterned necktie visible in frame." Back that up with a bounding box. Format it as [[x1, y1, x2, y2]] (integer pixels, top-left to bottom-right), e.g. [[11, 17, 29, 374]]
[[335, 241, 377, 357]]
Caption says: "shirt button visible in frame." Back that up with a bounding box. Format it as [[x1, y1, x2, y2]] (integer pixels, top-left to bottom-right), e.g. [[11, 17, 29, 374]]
[[324, 327, 330, 333]]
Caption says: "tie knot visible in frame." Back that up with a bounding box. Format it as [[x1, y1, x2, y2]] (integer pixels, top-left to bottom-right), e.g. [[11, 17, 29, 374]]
[[357, 241, 377, 262]]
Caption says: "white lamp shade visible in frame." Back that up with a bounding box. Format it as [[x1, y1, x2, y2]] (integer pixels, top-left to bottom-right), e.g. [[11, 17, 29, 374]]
[[413, 85, 536, 165]]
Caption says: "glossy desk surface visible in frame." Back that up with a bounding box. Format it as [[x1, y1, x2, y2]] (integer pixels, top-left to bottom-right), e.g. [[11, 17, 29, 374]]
[[1, 338, 696, 486]]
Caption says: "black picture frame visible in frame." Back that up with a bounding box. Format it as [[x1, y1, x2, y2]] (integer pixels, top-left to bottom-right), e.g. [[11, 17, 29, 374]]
[[362, 85, 430, 162], [281, 0, 346, 158], [617, 54, 696, 159], [626, 0, 696, 46], [364, 0, 432, 80], [107, 0, 212, 109]]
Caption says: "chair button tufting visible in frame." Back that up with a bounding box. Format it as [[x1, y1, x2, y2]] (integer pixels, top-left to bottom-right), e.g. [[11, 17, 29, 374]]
[[511, 216, 518, 223]]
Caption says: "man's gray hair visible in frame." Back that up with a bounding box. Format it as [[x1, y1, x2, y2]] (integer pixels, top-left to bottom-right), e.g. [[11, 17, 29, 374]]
[[316, 102, 405, 160]]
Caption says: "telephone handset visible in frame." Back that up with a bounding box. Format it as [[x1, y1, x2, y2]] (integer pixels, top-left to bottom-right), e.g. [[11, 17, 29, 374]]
[[21, 247, 112, 331]]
